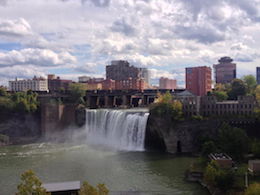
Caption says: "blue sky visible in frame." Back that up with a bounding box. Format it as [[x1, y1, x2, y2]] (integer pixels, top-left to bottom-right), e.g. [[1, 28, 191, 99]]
[[1, 0, 260, 88]]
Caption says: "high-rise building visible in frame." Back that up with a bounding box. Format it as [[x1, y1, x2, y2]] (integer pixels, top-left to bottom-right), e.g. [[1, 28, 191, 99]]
[[213, 57, 236, 84], [186, 66, 212, 97], [106, 60, 142, 80], [159, 77, 177, 90], [9, 76, 48, 91], [257, 67, 260, 84], [141, 68, 151, 86]]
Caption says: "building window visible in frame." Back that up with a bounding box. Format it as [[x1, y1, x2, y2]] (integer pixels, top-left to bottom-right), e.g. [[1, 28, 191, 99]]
[[187, 68, 192, 74], [189, 82, 191, 85]]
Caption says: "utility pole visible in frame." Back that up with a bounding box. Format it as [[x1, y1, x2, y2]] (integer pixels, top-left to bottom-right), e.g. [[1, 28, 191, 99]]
[[245, 172, 248, 188]]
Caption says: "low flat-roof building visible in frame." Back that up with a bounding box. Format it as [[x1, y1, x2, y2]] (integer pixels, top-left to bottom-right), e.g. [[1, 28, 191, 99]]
[[42, 181, 80, 195], [209, 153, 232, 167], [248, 160, 260, 176]]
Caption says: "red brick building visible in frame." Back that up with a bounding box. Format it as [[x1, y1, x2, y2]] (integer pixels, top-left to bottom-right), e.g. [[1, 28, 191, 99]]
[[48, 74, 72, 91], [115, 78, 147, 91], [159, 77, 177, 90], [101, 79, 115, 90], [186, 66, 212, 97]]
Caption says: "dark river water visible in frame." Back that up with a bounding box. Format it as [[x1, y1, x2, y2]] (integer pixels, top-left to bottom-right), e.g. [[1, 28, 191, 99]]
[[0, 143, 209, 195]]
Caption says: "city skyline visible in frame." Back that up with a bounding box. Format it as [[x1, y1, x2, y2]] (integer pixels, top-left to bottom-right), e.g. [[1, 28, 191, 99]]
[[1, 0, 260, 87]]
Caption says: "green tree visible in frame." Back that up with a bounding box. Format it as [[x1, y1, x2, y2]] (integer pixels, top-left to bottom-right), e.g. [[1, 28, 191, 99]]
[[213, 91, 228, 101], [217, 123, 250, 161], [59, 87, 65, 94], [227, 78, 247, 100], [204, 162, 217, 187], [69, 83, 85, 103], [0, 87, 7, 96], [245, 182, 260, 195], [78, 182, 109, 195], [16, 169, 50, 195], [16, 99, 30, 113], [251, 138, 260, 158], [242, 74, 257, 95], [0, 97, 15, 112], [27, 89, 33, 95], [255, 85, 260, 103], [202, 141, 217, 157]]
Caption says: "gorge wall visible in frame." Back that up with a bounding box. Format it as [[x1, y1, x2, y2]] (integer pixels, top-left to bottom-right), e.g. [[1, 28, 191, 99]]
[[145, 114, 258, 154], [0, 113, 41, 144]]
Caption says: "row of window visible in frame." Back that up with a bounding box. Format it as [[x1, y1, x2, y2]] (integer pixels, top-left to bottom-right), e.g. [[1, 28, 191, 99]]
[[203, 104, 252, 109], [184, 110, 252, 116]]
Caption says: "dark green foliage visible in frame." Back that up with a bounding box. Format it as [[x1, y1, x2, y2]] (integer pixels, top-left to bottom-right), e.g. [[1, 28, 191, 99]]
[[191, 115, 204, 121], [207, 91, 212, 96], [69, 83, 85, 103], [214, 168, 235, 191], [149, 91, 183, 121], [204, 161, 235, 191], [227, 78, 247, 100], [0, 87, 7, 96], [242, 74, 257, 95], [217, 123, 250, 162], [202, 141, 217, 157], [0, 134, 9, 143], [0, 97, 15, 112], [251, 138, 260, 158], [0, 91, 39, 114], [213, 91, 228, 101]]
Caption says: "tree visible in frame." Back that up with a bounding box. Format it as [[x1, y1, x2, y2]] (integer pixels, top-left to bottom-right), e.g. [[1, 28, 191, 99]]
[[227, 78, 247, 100], [214, 168, 235, 191], [245, 182, 260, 195], [251, 138, 260, 158], [78, 182, 109, 195], [16, 169, 50, 195], [16, 99, 30, 113], [213, 91, 228, 101], [59, 87, 65, 94], [69, 83, 85, 103], [255, 85, 260, 103], [202, 141, 217, 157], [0, 87, 7, 96], [204, 162, 217, 187], [242, 74, 257, 95], [217, 123, 250, 161]]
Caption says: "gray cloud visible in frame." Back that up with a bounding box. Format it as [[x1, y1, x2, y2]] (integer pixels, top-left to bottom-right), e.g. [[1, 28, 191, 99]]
[[74, 63, 98, 73], [110, 17, 137, 37], [174, 25, 226, 44], [81, 0, 110, 7], [0, 0, 7, 6]]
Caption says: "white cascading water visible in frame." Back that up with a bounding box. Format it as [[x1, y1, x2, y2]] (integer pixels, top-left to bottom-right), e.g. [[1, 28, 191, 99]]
[[85, 109, 149, 151]]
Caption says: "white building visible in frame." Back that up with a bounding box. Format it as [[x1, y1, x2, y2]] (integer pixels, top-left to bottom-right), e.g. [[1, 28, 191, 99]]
[[9, 77, 48, 91], [78, 76, 91, 83], [141, 68, 151, 86]]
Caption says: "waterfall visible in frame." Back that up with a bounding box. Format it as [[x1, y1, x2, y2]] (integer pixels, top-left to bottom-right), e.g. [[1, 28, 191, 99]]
[[85, 109, 149, 151]]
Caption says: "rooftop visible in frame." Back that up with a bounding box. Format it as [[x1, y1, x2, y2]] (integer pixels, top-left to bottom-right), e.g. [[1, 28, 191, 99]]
[[42, 181, 80, 192]]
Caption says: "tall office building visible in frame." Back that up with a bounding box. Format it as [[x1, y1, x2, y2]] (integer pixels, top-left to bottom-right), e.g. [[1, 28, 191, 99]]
[[141, 68, 151, 86], [159, 77, 177, 90], [186, 66, 212, 97], [213, 57, 236, 84], [257, 67, 260, 84], [106, 60, 142, 80]]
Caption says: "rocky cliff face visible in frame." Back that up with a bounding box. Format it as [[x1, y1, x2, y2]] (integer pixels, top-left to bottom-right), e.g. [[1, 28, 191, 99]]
[[0, 113, 41, 143], [145, 115, 221, 154]]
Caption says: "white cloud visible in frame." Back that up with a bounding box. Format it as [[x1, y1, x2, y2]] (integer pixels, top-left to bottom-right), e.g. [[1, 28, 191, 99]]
[[74, 63, 98, 73], [0, 48, 76, 67], [0, 18, 33, 40]]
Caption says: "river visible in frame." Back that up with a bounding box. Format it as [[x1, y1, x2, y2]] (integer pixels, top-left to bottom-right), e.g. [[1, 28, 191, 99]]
[[0, 143, 209, 195]]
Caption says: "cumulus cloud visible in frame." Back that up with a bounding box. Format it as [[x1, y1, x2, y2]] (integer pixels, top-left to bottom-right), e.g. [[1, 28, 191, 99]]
[[74, 63, 98, 73], [230, 43, 260, 62], [0, 0, 7, 6], [0, 48, 76, 67], [0, 18, 33, 38]]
